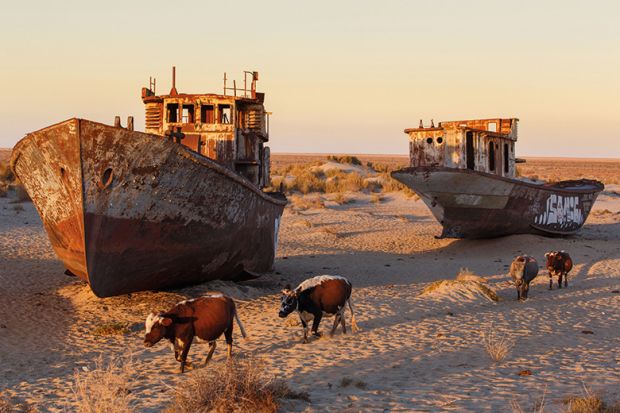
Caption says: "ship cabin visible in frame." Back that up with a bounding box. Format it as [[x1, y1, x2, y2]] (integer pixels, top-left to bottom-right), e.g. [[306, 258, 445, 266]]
[[404, 118, 519, 179], [141, 68, 271, 188]]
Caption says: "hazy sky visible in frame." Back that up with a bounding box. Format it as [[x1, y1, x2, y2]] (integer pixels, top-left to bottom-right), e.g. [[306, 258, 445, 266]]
[[1, 0, 618, 157]]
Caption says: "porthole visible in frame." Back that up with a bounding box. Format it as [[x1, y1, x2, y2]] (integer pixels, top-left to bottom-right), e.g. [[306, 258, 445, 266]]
[[426, 137, 433, 144], [437, 137, 444, 144], [97, 168, 114, 189]]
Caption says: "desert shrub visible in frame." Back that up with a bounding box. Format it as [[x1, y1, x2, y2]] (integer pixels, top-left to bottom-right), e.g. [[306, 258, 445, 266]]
[[563, 386, 620, 413], [327, 155, 361, 166], [14, 183, 31, 203], [339, 377, 367, 390], [325, 172, 366, 193], [286, 169, 325, 194], [0, 393, 36, 413], [168, 357, 309, 413], [289, 194, 325, 211], [69, 355, 134, 413], [92, 322, 130, 336], [483, 325, 513, 363], [0, 161, 13, 182]]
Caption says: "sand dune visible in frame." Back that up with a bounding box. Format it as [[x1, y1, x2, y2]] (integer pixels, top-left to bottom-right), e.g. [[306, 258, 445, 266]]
[[1, 167, 619, 411]]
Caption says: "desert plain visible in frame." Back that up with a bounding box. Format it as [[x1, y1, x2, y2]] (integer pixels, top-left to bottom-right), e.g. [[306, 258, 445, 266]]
[[1, 152, 619, 412]]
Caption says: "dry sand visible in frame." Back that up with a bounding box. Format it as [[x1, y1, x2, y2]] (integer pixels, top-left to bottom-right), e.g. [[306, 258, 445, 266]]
[[0, 157, 619, 412]]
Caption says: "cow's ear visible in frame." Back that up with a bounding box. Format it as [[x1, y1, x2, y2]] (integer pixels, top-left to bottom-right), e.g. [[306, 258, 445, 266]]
[[544, 252, 550, 258], [161, 317, 173, 327]]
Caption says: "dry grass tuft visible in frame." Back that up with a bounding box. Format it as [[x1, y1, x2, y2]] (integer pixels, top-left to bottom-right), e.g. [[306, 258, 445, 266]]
[[289, 194, 325, 211], [483, 325, 514, 363], [92, 322, 130, 336], [13, 183, 31, 203], [421, 279, 499, 302], [168, 357, 309, 413], [563, 386, 620, 413], [0, 393, 36, 413], [69, 355, 134, 413], [0, 161, 13, 182], [327, 155, 362, 165], [456, 267, 488, 283], [370, 194, 384, 203], [339, 377, 367, 390]]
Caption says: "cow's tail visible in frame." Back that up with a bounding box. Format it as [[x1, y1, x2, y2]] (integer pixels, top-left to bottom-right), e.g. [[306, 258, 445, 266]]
[[347, 297, 360, 333], [234, 308, 248, 339]]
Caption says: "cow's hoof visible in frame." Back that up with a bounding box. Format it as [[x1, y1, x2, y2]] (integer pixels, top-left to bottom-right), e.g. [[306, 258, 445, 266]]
[[312, 332, 322, 337]]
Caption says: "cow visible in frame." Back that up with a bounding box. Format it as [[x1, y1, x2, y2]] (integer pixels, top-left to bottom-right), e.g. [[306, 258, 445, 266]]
[[278, 275, 359, 343], [509, 255, 539, 300], [144, 293, 247, 373], [545, 251, 573, 289]]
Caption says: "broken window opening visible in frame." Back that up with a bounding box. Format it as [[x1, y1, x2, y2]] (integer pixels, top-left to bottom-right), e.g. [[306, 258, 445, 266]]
[[167, 103, 179, 123], [182, 105, 195, 123], [466, 131, 475, 170], [488, 122, 497, 132], [504, 143, 509, 174], [489, 141, 496, 171], [437, 136, 443, 144], [426, 137, 433, 144], [218, 104, 232, 124], [200, 105, 215, 123]]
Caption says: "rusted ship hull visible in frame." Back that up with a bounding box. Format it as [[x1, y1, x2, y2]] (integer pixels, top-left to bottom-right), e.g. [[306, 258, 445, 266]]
[[392, 167, 603, 239], [11, 119, 286, 297]]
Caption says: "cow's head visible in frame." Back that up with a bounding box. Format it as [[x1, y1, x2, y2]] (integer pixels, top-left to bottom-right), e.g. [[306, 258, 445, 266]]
[[545, 251, 563, 274], [144, 312, 173, 347], [278, 285, 299, 318]]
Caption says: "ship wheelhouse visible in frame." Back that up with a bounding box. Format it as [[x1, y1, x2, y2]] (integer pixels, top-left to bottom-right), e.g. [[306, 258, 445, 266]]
[[141, 68, 271, 188], [404, 118, 519, 178]]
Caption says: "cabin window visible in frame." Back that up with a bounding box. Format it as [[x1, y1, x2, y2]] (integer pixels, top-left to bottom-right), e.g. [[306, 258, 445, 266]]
[[437, 136, 443, 144], [182, 105, 194, 123], [200, 105, 215, 123], [488, 122, 497, 132], [504, 143, 509, 173], [167, 103, 179, 123], [426, 137, 433, 144], [466, 131, 475, 170], [489, 141, 495, 171], [218, 104, 232, 124]]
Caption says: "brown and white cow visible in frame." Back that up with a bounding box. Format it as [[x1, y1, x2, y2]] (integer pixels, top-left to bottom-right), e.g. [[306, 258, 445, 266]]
[[144, 293, 247, 373], [545, 251, 573, 289], [279, 275, 359, 343], [509, 255, 539, 300]]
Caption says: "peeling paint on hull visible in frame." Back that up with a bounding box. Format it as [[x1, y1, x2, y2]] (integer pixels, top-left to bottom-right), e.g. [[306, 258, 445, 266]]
[[392, 167, 603, 239], [11, 118, 286, 297]]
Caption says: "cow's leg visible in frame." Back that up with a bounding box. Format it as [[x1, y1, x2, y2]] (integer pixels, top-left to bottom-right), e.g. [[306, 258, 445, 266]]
[[558, 273, 563, 289], [516, 289, 521, 301], [204, 341, 216, 365], [300, 317, 309, 343], [225, 327, 233, 359], [340, 309, 347, 334], [564, 272, 568, 288], [179, 339, 193, 373], [311, 312, 323, 337], [549, 273, 553, 290], [330, 313, 341, 336]]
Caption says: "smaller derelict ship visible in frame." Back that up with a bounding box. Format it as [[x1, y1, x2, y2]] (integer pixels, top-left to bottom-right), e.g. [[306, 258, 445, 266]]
[[391, 118, 603, 239], [11, 68, 286, 297]]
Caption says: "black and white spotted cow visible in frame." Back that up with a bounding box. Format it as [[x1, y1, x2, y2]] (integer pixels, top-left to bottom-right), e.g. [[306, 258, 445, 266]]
[[278, 275, 359, 343]]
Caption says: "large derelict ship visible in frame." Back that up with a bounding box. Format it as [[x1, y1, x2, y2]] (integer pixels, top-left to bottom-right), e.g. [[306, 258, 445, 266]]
[[392, 118, 603, 239], [11, 68, 286, 297]]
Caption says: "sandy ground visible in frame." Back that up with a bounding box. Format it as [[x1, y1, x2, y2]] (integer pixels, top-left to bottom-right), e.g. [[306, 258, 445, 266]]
[[1, 181, 620, 411]]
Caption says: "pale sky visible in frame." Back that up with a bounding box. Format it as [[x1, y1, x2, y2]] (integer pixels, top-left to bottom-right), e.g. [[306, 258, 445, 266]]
[[1, 0, 618, 157]]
